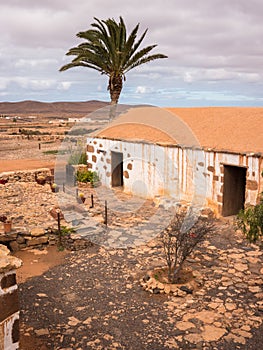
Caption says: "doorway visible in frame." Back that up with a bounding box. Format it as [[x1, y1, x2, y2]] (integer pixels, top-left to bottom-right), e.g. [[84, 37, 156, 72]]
[[222, 165, 246, 216], [111, 151, 123, 187]]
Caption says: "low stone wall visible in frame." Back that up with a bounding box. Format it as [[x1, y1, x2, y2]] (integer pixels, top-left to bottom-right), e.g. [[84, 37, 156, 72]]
[[0, 226, 57, 252], [0, 245, 22, 350], [0, 168, 53, 183], [0, 166, 97, 252], [0, 168, 59, 252]]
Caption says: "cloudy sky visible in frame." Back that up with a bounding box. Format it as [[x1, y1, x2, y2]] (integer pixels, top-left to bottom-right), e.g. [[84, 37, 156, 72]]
[[1, 0, 263, 107]]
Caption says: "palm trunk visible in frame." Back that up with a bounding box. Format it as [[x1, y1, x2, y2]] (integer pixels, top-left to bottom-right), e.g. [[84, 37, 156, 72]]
[[109, 102, 117, 121], [108, 75, 123, 121]]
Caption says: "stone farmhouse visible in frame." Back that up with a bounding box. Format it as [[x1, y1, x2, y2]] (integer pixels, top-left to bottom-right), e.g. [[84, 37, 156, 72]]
[[86, 106, 263, 216]]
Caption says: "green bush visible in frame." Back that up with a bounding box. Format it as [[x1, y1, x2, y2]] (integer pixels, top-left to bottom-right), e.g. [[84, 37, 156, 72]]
[[60, 226, 76, 236], [68, 151, 87, 165], [43, 150, 59, 155], [236, 171, 263, 243], [79, 152, 87, 164], [68, 128, 94, 135], [76, 169, 99, 186], [43, 149, 68, 155], [19, 128, 50, 135], [236, 200, 263, 243]]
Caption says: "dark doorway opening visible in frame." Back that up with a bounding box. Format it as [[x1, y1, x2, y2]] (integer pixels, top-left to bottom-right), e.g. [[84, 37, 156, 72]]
[[222, 165, 246, 216], [111, 151, 123, 187]]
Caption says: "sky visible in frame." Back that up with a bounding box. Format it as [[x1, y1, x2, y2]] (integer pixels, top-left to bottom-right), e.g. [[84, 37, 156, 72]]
[[0, 0, 263, 107]]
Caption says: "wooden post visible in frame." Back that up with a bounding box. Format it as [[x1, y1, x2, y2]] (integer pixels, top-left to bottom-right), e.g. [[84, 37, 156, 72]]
[[104, 200, 108, 226], [57, 211, 62, 248], [90, 194, 94, 208], [63, 183, 65, 192]]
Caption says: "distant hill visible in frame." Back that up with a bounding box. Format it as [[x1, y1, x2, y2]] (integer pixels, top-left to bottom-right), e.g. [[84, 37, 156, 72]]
[[0, 100, 109, 118]]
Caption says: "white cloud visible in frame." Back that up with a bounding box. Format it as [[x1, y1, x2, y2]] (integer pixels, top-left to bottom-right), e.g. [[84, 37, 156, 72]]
[[15, 58, 57, 69], [136, 86, 147, 94], [0, 78, 9, 90], [237, 72, 261, 83], [58, 81, 72, 90], [183, 72, 193, 83], [9, 77, 55, 90], [0, 0, 263, 105]]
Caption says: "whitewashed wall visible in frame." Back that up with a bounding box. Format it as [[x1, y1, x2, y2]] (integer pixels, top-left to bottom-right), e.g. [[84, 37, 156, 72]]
[[87, 137, 262, 214]]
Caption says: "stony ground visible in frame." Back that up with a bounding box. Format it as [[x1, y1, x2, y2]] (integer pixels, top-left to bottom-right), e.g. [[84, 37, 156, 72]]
[[0, 116, 104, 172], [18, 221, 263, 350], [0, 134, 60, 162], [1, 179, 262, 349], [1, 130, 262, 349], [0, 181, 61, 230]]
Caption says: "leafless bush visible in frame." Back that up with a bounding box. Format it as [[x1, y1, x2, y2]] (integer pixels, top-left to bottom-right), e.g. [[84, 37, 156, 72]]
[[161, 210, 214, 283]]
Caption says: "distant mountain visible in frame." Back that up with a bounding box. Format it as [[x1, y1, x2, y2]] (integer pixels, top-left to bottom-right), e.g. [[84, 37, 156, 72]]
[[0, 100, 109, 117]]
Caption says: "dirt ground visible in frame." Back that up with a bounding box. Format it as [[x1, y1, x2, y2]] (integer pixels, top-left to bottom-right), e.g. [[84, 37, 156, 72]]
[[15, 246, 68, 284], [14, 247, 69, 349], [0, 134, 58, 172], [16, 227, 263, 350], [0, 159, 55, 172]]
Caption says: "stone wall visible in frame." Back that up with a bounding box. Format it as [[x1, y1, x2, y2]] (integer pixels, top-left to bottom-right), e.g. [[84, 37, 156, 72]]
[[0, 226, 57, 252], [0, 168, 59, 252], [0, 168, 53, 184], [0, 167, 91, 252], [0, 245, 22, 350]]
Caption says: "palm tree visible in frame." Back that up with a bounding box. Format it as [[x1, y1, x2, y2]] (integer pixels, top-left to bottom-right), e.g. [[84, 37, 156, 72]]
[[59, 17, 167, 115]]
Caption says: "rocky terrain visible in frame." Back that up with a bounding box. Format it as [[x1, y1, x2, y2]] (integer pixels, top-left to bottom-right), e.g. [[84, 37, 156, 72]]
[[0, 102, 263, 349], [1, 172, 262, 349], [19, 222, 263, 350]]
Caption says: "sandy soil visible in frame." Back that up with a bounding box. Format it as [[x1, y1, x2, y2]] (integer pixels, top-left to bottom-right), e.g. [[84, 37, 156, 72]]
[[13, 246, 68, 350], [0, 159, 55, 173], [0, 134, 59, 172], [14, 246, 68, 284]]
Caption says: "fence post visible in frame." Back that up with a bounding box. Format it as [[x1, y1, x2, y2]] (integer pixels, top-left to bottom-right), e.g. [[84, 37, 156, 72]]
[[104, 200, 108, 226], [57, 210, 62, 248], [90, 194, 94, 208]]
